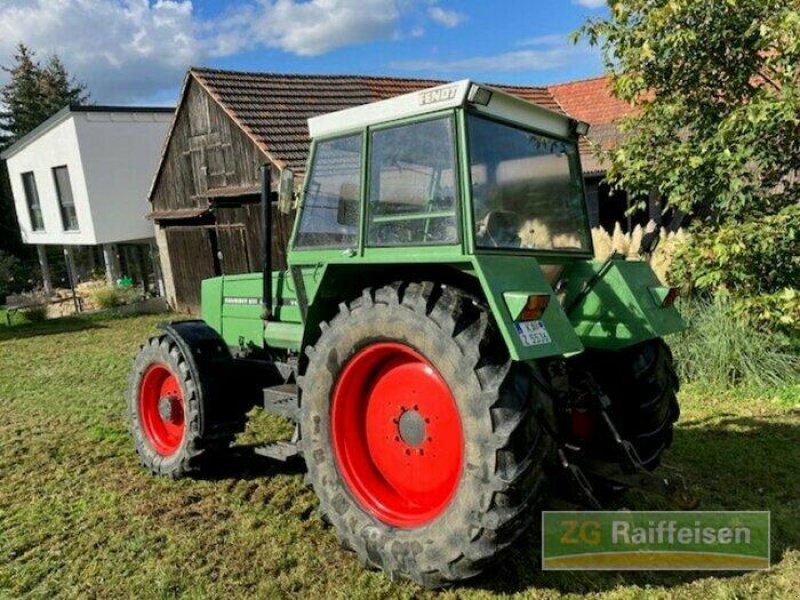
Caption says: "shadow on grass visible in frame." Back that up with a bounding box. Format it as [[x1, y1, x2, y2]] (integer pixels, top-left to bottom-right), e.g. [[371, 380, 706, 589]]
[[469, 412, 800, 595], [151, 403, 799, 595], [0, 315, 106, 342], [194, 444, 306, 481]]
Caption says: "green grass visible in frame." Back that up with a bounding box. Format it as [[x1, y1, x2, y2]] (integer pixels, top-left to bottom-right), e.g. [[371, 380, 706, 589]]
[[0, 315, 798, 599], [0, 307, 28, 328]]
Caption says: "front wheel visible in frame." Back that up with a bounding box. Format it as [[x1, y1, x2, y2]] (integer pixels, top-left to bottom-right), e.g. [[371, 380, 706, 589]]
[[300, 283, 554, 587], [127, 332, 248, 478]]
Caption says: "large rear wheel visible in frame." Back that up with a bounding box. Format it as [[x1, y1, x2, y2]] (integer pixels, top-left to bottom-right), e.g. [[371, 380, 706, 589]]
[[559, 339, 680, 501], [300, 282, 554, 587], [584, 339, 680, 471]]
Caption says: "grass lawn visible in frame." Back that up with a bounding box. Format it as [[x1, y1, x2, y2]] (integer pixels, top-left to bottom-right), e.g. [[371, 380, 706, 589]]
[[0, 308, 26, 328], [0, 314, 798, 598]]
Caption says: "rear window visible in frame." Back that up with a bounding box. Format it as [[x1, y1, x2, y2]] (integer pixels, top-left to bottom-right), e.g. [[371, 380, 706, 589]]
[[468, 114, 590, 252]]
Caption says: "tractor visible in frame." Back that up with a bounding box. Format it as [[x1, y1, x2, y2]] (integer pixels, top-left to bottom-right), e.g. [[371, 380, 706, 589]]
[[127, 80, 688, 587]]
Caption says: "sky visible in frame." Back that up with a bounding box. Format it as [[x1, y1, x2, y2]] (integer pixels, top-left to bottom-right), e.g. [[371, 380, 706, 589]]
[[0, 0, 609, 106]]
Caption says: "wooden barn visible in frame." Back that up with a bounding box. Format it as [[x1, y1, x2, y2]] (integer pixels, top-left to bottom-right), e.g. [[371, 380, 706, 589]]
[[148, 68, 566, 313]]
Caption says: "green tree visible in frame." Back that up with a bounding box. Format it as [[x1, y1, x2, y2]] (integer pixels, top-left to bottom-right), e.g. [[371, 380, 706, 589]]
[[40, 55, 89, 118], [579, 0, 799, 223], [1, 44, 88, 146]]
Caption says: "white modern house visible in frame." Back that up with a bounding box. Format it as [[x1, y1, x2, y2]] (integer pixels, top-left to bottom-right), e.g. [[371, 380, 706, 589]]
[[1, 104, 173, 297]]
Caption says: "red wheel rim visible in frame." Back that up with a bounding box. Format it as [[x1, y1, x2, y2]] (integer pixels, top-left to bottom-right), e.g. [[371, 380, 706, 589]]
[[138, 363, 186, 456], [331, 342, 464, 528]]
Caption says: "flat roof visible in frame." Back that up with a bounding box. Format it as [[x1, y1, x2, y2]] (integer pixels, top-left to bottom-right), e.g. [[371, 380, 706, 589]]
[[69, 104, 174, 114], [308, 79, 574, 140], [1, 103, 175, 160]]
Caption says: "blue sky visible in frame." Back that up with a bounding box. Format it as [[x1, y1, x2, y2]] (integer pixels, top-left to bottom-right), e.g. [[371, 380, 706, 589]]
[[0, 1, 608, 105]]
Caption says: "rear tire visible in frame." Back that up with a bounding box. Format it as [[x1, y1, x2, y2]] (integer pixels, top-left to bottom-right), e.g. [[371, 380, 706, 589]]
[[299, 282, 553, 587], [586, 339, 680, 471]]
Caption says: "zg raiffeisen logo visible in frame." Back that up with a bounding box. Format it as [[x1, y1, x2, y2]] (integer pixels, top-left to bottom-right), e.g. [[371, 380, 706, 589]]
[[542, 511, 770, 570]]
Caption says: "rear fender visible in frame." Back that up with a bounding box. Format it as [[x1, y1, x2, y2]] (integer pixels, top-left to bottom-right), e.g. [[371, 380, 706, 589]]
[[561, 259, 686, 350], [470, 255, 584, 361]]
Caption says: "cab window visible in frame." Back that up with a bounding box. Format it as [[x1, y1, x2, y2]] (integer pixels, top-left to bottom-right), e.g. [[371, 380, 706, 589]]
[[468, 114, 591, 252], [367, 117, 459, 247], [295, 133, 362, 249]]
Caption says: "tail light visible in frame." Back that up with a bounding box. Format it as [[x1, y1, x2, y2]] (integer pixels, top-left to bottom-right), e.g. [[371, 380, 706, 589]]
[[516, 294, 550, 322], [649, 286, 680, 308]]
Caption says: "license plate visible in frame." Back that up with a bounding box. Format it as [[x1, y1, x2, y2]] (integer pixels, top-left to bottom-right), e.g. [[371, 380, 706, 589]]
[[514, 320, 552, 347]]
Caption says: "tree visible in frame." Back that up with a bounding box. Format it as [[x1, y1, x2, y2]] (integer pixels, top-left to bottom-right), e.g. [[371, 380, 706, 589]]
[[1, 44, 89, 145], [40, 55, 89, 118], [579, 0, 800, 223]]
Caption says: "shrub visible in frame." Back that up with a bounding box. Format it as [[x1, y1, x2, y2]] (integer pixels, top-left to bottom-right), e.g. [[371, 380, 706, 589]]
[[672, 204, 800, 295], [0, 250, 23, 300], [732, 288, 800, 340], [23, 305, 48, 322], [90, 285, 138, 309], [671, 296, 799, 390]]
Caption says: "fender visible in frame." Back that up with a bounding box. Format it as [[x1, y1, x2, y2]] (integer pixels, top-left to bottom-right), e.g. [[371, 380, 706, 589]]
[[561, 259, 687, 350], [158, 320, 261, 426], [470, 254, 584, 361]]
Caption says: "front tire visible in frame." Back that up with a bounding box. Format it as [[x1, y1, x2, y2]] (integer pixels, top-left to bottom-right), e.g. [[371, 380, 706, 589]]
[[299, 283, 553, 587], [127, 334, 246, 478]]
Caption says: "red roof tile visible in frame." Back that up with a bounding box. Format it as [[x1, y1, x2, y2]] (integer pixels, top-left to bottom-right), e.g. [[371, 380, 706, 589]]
[[548, 75, 637, 125]]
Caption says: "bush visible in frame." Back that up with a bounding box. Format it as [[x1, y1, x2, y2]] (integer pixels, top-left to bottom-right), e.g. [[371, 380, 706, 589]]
[[670, 205, 800, 334], [0, 250, 23, 300], [90, 285, 138, 309], [23, 305, 48, 322], [671, 296, 799, 390], [672, 204, 800, 295], [732, 288, 800, 340]]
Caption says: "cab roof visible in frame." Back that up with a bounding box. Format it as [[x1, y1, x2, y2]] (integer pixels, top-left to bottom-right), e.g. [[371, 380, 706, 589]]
[[307, 79, 580, 141]]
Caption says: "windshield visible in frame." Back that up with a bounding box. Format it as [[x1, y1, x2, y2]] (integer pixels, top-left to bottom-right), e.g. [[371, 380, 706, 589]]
[[467, 114, 591, 252]]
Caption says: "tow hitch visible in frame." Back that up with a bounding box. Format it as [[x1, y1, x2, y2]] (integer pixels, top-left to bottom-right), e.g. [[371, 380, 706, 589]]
[[553, 377, 698, 510]]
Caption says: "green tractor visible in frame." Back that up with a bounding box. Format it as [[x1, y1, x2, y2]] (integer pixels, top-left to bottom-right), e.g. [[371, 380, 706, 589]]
[[128, 81, 687, 586]]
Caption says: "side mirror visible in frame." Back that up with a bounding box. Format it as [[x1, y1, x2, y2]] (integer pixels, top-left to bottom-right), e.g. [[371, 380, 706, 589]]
[[278, 168, 295, 214]]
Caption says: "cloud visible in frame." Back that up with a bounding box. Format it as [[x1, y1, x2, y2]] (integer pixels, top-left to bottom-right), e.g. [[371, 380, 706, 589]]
[[0, 0, 203, 103], [243, 0, 402, 57], [392, 33, 597, 74], [427, 6, 466, 28], [0, 0, 446, 103], [573, 0, 606, 8]]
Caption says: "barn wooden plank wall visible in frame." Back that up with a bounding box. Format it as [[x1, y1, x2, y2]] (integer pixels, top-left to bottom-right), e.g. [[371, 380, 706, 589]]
[[151, 80, 295, 313], [151, 81, 266, 211]]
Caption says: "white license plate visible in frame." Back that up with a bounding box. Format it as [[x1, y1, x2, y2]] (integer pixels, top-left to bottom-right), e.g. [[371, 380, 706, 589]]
[[514, 320, 552, 347]]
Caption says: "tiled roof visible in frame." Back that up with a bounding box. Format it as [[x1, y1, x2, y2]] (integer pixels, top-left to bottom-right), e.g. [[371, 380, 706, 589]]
[[190, 68, 562, 175], [578, 122, 624, 176], [547, 75, 636, 176], [547, 75, 638, 125]]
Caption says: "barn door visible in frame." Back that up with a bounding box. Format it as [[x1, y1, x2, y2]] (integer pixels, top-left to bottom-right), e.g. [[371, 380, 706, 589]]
[[216, 226, 251, 274], [164, 228, 217, 314]]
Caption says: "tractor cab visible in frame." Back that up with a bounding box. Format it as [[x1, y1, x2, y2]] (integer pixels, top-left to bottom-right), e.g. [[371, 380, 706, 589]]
[[268, 80, 683, 361], [297, 80, 592, 258]]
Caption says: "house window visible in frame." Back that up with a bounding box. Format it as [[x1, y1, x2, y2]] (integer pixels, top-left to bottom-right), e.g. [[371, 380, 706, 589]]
[[367, 117, 459, 247], [52, 166, 79, 231], [21, 172, 44, 231]]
